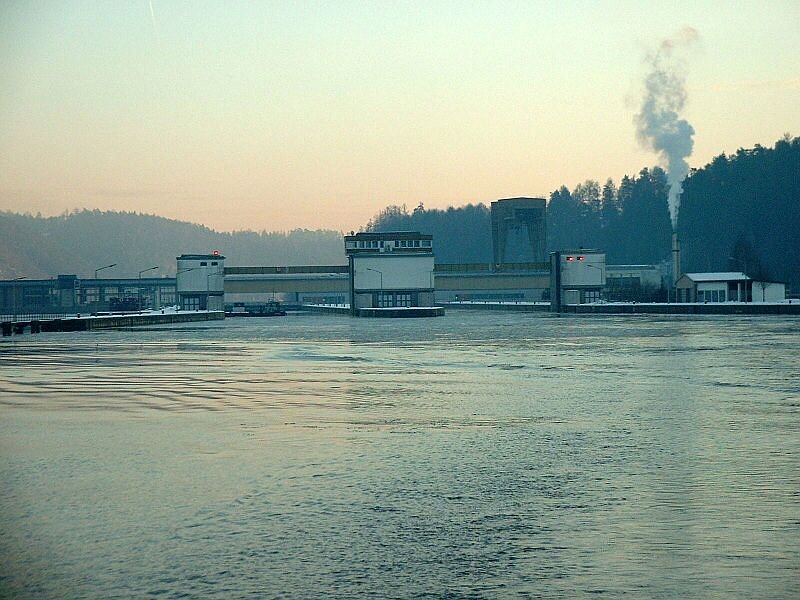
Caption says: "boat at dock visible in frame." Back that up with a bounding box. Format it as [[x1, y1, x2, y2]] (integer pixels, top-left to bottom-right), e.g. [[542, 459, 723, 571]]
[[225, 301, 287, 317]]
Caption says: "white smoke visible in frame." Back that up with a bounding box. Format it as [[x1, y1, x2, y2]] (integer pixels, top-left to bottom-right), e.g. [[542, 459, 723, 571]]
[[635, 27, 700, 231]]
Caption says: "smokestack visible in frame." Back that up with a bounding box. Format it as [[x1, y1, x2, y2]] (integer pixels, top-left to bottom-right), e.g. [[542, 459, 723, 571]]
[[672, 231, 681, 286]]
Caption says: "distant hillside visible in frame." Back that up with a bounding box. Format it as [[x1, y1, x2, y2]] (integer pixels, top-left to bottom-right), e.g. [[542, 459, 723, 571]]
[[0, 210, 345, 279]]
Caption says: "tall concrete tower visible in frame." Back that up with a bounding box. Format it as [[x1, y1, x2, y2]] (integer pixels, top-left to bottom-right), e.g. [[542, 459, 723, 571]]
[[490, 198, 547, 268]]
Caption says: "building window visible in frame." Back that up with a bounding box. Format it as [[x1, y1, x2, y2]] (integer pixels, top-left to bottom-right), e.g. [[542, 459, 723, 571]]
[[583, 290, 602, 303], [211, 261, 218, 266], [377, 293, 393, 308], [160, 287, 176, 305], [414, 240, 420, 247], [422, 240, 431, 247], [81, 288, 100, 304], [395, 293, 412, 307], [183, 296, 201, 311], [200, 261, 207, 266]]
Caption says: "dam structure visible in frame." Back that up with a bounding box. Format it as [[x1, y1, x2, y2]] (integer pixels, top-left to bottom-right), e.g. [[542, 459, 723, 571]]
[[223, 262, 550, 307]]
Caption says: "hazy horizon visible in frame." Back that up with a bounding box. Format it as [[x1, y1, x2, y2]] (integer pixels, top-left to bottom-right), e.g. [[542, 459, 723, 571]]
[[2, 1, 798, 232]]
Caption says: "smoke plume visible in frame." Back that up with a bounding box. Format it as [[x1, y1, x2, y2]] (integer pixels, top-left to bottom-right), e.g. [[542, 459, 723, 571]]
[[635, 27, 699, 231]]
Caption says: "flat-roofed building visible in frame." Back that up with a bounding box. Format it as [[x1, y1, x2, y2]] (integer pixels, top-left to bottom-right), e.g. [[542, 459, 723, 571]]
[[605, 264, 664, 302], [176, 251, 226, 311], [676, 272, 786, 303], [344, 232, 435, 316], [550, 250, 606, 311]]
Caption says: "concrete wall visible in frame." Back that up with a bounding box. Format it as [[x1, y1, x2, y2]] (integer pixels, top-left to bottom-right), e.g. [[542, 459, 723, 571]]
[[176, 260, 225, 293], [352, 255, 434, 291], [559, 253, 605, 287], [225, 276, 349, 294], [753, 282, 785, 302], [222, 270, 550, 304]]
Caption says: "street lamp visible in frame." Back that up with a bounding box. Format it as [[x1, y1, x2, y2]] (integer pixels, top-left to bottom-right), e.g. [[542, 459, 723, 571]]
[[138, 266, 159, 278], [365, 267, 383, 308], [365, 267, 383, 289], [138, 266, 159, 310], [206, 272, 219, 311], [727, 257, 751, 302], [174, 268, 197, 311], [94, 263, 117, 279]]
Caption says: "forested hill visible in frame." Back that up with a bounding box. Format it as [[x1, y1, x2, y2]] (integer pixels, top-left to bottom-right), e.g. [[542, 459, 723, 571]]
[[365, 136, 800, 290], [0, 210, 345, 279], [3, 137, 797, 289]]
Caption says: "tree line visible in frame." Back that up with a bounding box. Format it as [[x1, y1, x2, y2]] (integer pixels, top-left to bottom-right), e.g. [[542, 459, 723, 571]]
[[366, 136, 800, 290]]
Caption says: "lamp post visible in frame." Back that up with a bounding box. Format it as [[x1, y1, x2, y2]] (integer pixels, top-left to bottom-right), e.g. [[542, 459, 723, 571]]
[[580, 261, 605, 304], [138, 266, 159, 310], [727, 257, 749, 302], [94, 263, 117, 279], [175, 268, 196, 310], [206, 272, 218, 311], [366, 267, 383, 307]]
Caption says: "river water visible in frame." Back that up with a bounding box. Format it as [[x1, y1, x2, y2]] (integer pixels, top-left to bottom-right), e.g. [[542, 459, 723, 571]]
[[1, 312, 798, 598]]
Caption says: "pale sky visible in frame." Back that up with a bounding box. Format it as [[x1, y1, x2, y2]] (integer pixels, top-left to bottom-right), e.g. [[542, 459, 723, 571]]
[[1, 1, 798, 232]]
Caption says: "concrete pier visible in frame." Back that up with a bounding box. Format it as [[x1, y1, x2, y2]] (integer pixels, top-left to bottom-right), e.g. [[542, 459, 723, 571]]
[[566, 302, 800, 315], [303, 305, 445, 317], [358, 307, 445, 318], [1, 311, 224, 336], [443, 302, 549, 312], [442, 301, 800, 315]]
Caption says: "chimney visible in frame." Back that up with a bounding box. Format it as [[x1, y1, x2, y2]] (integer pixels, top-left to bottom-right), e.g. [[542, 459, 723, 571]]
[[672, 232, 681, 286]]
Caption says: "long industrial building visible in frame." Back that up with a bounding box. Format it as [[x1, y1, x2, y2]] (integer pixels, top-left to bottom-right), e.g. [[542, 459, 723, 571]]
[[2, 196, 692, 317]]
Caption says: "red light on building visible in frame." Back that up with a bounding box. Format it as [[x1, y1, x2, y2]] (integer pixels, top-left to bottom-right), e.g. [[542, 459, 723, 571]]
[[565, 256, 575, 261], [577, 256, 585, 261], [212, 250, 220, 256]]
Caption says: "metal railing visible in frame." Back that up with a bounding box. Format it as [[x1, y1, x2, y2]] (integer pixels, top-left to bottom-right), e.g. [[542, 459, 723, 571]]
[[1, 310, 80, 322]]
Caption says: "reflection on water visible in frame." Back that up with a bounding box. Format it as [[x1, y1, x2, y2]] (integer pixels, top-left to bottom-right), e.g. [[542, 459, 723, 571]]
[[1, 313, 799, 598]]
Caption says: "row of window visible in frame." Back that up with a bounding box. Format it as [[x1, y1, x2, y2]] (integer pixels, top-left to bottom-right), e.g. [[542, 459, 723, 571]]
[[377, 292, 413, 308], [198, 261, 220, 266], [350, 239, 431, 249], [182, 296, 205, 310], [697, 290, 729, 302], [78, 287, 176, 304], [583, 290, 602, 303]]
